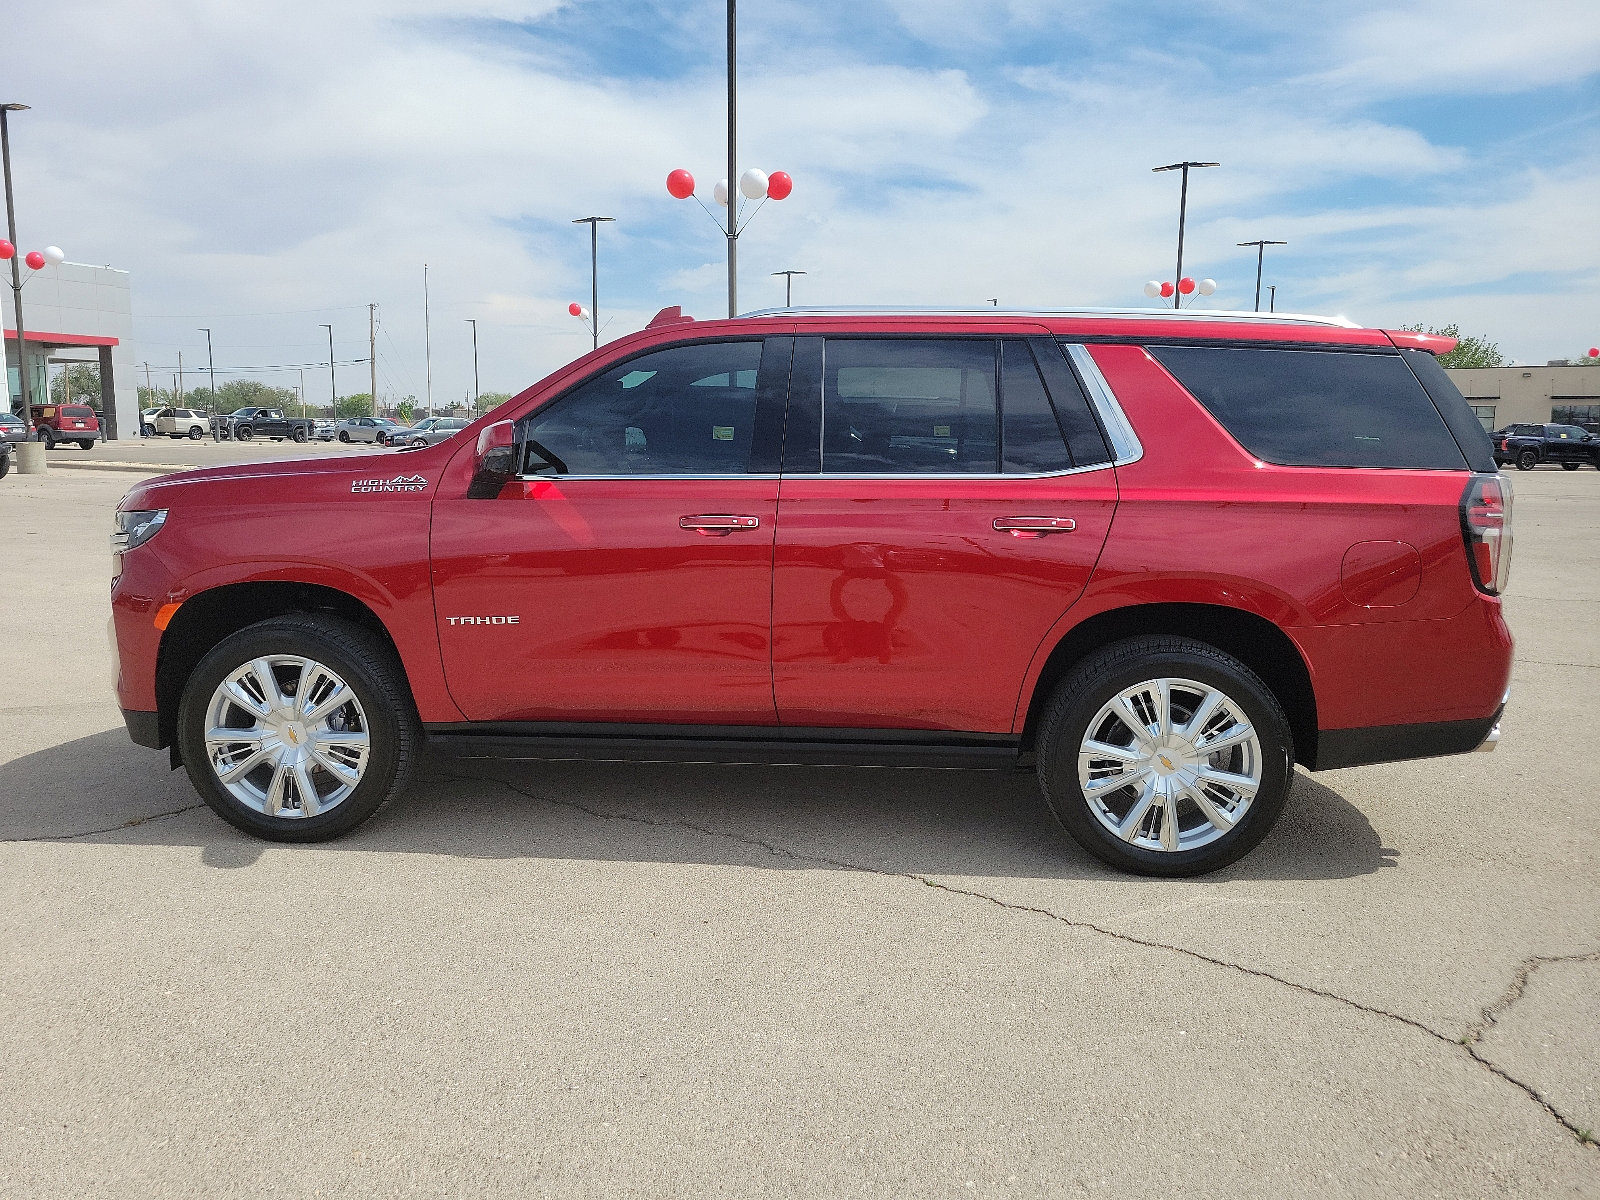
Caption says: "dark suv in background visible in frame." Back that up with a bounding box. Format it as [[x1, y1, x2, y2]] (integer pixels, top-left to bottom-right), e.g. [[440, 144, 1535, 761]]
[[1492, 423, 1600, 471]]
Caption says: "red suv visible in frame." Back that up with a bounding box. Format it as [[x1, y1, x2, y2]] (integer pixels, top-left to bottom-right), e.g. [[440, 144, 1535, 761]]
[[110, 308, 1513, 875], [31, 402, 100, 449]]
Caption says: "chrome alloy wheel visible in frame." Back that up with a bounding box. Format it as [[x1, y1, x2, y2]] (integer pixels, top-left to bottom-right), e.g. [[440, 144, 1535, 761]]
[[1077, 676, 1262, 853], [203, 655, 371, 819]]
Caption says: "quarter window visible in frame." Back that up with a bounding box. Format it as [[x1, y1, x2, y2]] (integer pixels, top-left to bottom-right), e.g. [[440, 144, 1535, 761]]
[[1000, 341, 1072, 474], [521, 340, 763, 475]]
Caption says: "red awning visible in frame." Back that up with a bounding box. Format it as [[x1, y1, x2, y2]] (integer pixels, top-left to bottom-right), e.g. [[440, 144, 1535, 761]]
[[3, 328, 120, 348]]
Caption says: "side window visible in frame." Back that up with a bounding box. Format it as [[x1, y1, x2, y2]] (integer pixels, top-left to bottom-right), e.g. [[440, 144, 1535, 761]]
[[1148, 346, 1468, 470], [1000, 341, 1071, 474], [522, 340, 764, 475], [822, 339, 997, 474]]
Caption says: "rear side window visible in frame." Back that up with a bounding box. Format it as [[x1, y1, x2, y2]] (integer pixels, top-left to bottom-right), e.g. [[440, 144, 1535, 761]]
[[823, 339, 997, 474], [64, 406, 95, 419], [1148, 346, 1468, 470]]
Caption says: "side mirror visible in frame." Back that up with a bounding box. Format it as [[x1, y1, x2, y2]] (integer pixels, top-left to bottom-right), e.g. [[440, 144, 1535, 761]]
[[467, 420, 520, 499]]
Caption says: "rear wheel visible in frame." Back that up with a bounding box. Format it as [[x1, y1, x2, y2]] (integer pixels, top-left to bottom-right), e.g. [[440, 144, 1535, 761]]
[[177, 615, 420, 842], [188, 426, 203, 440], [1036, 636, 1294, 877], [338, 430, 351, 443], [292, 427, 308, 443], [1516, 449, 1538, 470], [76, 440, 93, 450]]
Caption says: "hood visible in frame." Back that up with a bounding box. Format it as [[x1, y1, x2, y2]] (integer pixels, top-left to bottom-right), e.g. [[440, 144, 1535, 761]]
[[118, 443, 453, 512]]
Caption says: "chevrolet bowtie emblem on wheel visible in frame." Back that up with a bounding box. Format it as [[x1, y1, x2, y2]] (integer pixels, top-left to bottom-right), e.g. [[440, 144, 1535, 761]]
[[1158, 754, 1175, 770], [351, 474, 428, 493]]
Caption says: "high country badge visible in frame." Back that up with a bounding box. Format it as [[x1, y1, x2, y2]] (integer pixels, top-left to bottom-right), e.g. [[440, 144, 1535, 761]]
[[351, 474, 429, 493]]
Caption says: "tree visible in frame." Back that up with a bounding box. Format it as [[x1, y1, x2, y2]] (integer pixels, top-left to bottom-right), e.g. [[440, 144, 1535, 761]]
[[396, 399, 414, 425], [1400, 324, 1503, 369], [335, 393, 375, 420], [49, 363, 102, 406], [209, 379, 298, 414], [475, 391, 513, 416]]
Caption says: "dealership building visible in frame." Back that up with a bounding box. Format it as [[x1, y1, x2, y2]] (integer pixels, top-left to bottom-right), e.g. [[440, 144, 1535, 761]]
[[1446, 363, 1600, 434], [4, 261, 138, 440]]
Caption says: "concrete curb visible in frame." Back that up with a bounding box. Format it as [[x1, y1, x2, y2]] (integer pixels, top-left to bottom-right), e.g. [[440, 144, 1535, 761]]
[[46, 460, 180, 475]]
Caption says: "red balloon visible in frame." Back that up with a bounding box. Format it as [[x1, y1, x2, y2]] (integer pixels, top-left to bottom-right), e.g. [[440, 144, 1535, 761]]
[[24, 250, 45, 270], [1589, 347, 1599, 358], [1178, 276, 1195, 294], [568, 302, 583, 317], [766, 170, 793, 201], [0, 240, 12, 260], [666, 169, 695, 199], [1159, 281, 1175, 298]]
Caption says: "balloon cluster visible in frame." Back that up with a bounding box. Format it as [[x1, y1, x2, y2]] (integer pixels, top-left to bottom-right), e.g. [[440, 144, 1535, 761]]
[[667, 167, 792, 206], [0, 242, 64, 270], [1144, 277, 1216, 300], [568, 302, 590, 321]]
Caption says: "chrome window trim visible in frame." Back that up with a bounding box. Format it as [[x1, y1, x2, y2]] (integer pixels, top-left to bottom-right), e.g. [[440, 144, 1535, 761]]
[[1063, 343, 1143, 467], [515, 472, 782, 482]]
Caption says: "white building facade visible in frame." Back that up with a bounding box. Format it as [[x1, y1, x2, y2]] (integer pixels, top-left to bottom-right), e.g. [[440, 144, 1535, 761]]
[[4, 261, 138, 440]]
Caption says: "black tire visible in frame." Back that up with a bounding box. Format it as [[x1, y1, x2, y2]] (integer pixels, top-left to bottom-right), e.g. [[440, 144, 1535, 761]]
[[77, 440, 94, 450], [189, 426, 203, 440], [1515, 449, 1538, 471], [236, 425, 254, 441], [1035, 636, 1294, 877], [40, 429, 55, 449], [1561, 461, 1581, 471], [141, 423, 155, 437], [0, 450, 9, 479], [292, 426, 308, 443], [176, 614, 420, 842], [338, 430, 351, 443]]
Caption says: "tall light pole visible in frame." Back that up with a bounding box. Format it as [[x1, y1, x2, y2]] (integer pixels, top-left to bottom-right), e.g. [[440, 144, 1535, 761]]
[[320, 324, 336, 415], [571, 217, 614, 351], [1237, 239, 1287, 312], [771, 269, 805, 307], [368, 303, 378, 418], [1268, 284, 1277, 313], [2, 103, 32, 420], [423, 264, 433, 418], [465, 318, 479, 412], [198, 327, 216, 411], [726, 0, 738, 317], [1152, 161, 1219, 309]]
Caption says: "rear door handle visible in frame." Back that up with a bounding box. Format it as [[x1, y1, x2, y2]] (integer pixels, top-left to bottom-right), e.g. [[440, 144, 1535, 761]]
[[993, 516, 1076, 538], [680, 514, 762, 536]]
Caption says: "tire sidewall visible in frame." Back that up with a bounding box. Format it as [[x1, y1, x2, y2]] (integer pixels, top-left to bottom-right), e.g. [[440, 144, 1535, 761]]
[[1038, 644, 1293, 877], [177, 619, 408, 841], [1516, 450, 1537, 470]]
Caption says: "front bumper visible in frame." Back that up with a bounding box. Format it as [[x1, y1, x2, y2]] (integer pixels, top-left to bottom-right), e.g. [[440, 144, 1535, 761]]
[[121, 708, 163, 749]]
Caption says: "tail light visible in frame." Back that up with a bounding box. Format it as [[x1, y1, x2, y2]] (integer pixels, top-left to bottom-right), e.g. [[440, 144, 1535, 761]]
[[1460, 474, 1513, 595]]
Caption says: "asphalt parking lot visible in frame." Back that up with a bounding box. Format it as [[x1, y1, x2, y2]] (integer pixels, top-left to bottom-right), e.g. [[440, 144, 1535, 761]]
[[1, 463, 1596, 1197]]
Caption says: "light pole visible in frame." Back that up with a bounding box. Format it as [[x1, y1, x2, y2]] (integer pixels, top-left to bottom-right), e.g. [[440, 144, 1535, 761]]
[[771, 270, 805, 307], [198, 327, 216, 411], [1268, 284, 1277, 313], [1237, 240, 1287, 312], [2, 103, 32, 420], [1152, 161, 1219, 309], [320, 324, 336, 416], [570, 217, 614, 351], [465, 318, 480, 412]]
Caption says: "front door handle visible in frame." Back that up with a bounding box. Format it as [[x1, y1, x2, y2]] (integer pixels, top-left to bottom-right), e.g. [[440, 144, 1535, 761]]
[[680, 514, 762, 537], [993, 516, 1076, 538]]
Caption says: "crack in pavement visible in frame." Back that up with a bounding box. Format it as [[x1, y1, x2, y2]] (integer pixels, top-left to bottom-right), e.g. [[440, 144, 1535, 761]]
[[462, 770, 1600, 1151], [1465, 949, 1600, 1042], [1, 803, 206, 843]]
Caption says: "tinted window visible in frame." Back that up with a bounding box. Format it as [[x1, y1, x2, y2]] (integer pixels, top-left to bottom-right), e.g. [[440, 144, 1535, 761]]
[[522, 340, 763, 475], [1149, 346, 1468, 470], [63, 406, 95, 418], [823, 339, 997, 474], [1000, 341, 1071, 473]]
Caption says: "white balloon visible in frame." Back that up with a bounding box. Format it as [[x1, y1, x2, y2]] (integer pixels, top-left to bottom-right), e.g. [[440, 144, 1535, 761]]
[[738, 168, 769, 200], [572, 305, 589, 320], [1197, 278, 1217, 296], [42, 246, 65, 266], [1143, 281, 1162, 298], [713, 179, 729, 207]]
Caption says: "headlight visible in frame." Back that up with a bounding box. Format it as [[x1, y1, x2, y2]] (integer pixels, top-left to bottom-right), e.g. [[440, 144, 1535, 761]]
[[111, 508, 167, 553]]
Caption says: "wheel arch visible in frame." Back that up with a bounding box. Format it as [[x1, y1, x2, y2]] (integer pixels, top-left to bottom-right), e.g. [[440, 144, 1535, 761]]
[[1017, 602, 1319, 768], [155, 581, 406, 766]]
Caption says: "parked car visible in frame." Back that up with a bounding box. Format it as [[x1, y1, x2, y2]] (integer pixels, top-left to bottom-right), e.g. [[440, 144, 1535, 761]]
[[395, 416, 472, 447], [335, 416, 404, 444], [1491, 423, 1600, 471], [110, 307, 1512, 876], [0, 411, 28, 444], [153, 407, 209, 439], [228, 408, 315, 442], [314, 419, 336, 441], [30, 402, 99, 449], [141, 408, 164, 437]]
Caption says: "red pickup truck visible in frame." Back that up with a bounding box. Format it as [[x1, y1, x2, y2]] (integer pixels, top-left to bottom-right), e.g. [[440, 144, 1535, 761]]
[[110, 307, 1513, 875]]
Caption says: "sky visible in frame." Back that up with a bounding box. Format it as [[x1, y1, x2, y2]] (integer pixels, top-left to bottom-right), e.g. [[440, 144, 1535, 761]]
[[5, 0, 1599, 406]]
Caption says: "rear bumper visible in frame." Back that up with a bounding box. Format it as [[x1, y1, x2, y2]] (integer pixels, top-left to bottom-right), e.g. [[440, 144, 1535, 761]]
[[1313, 697, 1505, 770]]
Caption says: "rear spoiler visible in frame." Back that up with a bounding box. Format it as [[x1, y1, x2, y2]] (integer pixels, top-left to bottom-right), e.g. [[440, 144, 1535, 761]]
[[1385, 329, 1458, 356]]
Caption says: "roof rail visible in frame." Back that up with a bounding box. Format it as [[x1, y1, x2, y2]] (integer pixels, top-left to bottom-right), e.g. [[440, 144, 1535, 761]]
[[736, 305, 1359, 328]]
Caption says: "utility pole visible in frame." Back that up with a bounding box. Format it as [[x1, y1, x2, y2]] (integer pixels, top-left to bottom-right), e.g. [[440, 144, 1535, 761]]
[[1268, 285, 1277, 313], [198, 327, 216, 412], [1152, 161, 1219, 309], [320, 324, 336, 416], [142, 361, 152, 405], [1, 104, 32, 426], [1237, 239, 1287, 312], [368, 303, 377, 417], [423, 264, 433, 418], [726, 0, 738, 318], [177, 350, 184, 407], [771, 270, 805, 307], [465, 318, 479, 412], [298, 368, 306, 419]]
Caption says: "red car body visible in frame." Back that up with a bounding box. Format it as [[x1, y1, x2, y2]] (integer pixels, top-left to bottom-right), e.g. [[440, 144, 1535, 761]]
[[111, 310, 1511, 783]]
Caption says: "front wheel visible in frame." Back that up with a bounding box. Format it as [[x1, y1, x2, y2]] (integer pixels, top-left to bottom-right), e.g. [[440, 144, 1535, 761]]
[[236, 426, 253, 441], [176, 615, 420, 842], [189, 426, 203, 440], [1516, 449, 1538, 471], [40, 429, 55, 449], [1035, 636, 1294, 877]]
